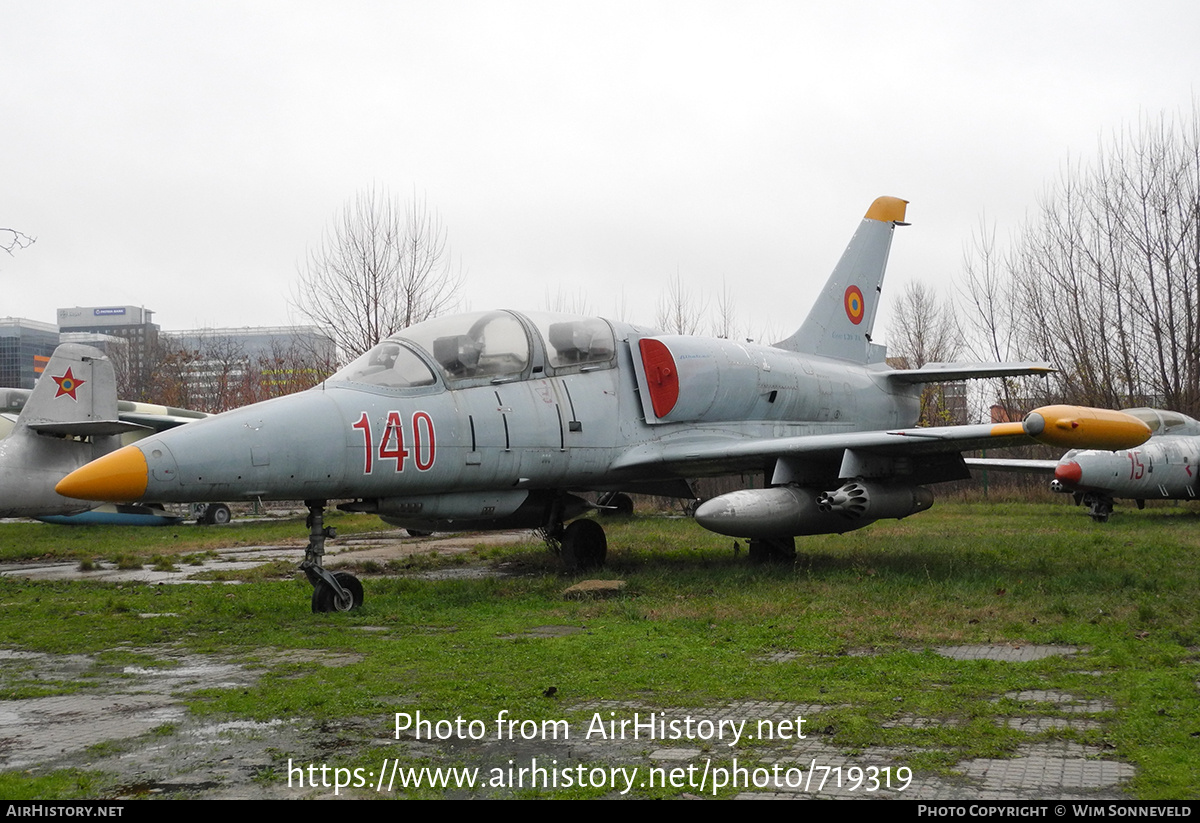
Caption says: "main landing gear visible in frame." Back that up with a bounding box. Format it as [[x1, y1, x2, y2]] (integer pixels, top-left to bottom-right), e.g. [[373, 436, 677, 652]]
[[561, 519, 607, 571], [301, 500, 364, 613], [597, 491, 634, 518], [538, 496, 608, 572], [748, 536, 797, 563], [1082, 492, 1115, 523]]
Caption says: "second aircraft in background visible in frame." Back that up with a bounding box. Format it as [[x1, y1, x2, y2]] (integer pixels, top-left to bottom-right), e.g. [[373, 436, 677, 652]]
[[968, 408, 1199, 521]]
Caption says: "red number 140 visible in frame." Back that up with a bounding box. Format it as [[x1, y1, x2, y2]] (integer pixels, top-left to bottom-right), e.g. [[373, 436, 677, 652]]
[[352, 411, 436, 474]]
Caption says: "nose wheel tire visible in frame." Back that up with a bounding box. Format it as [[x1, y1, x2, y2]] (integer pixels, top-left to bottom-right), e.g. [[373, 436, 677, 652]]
[[312, 572, 364, 613]]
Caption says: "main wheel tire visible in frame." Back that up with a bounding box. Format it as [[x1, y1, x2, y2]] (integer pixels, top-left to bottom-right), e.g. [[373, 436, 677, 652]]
[[600, 493, 634, 518], [748, 536, 796, 563], [207, 504, 232, 525], [311, 572, 364, 613], [561, 519, 607, 572]]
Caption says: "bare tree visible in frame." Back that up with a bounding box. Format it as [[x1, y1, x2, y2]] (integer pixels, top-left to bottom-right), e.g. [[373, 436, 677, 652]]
[[1, 228, 34, 255], [249, 336, 337, 402], [710, 276, 739, 340], [962, 107, 1200, 416], [891, 280, 962, 367], [543, 285, 592, 315], [293, 189, 463, 359], [889, 280, 967, 424], [655, 271, 708, 335]]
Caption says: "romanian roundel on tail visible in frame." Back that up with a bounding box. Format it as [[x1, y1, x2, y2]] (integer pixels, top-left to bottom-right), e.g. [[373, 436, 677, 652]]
[[774, 196, 908, 363]]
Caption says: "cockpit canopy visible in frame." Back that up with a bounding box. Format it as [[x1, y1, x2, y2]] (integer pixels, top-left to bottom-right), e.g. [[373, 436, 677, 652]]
[[1121, 408, 1200, 436], [328, 310, 616, 390]]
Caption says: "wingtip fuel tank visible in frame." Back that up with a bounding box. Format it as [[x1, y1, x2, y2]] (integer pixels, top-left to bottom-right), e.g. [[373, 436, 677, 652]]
[[1022, 405, 1152, 450]]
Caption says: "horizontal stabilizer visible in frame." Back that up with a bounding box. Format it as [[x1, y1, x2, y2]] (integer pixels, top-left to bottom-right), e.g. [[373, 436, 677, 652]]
[[118, 412, 208, 431], [887, 362, 1053, 385], [29, 420, 151, 436]]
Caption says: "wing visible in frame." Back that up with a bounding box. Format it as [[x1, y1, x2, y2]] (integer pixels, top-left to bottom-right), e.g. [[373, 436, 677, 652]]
[[610, 405, 1149, 484], [964, 458, 1059, 474], [117, 401, 210, 431]]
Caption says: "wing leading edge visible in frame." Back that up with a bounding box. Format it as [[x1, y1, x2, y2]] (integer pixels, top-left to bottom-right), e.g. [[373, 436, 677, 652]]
[[609, 405, 1152, 481]]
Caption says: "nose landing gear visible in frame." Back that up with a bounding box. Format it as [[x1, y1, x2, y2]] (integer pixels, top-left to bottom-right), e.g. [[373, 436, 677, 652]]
[[300, 500, 364, 613]]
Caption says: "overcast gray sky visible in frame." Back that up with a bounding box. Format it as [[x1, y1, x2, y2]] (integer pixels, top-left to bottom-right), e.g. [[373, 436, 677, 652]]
[[4, 1, 1198, 347]]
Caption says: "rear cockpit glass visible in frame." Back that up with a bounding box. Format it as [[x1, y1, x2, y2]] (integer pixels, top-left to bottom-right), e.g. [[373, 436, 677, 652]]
[[526, 312, 615, 370], [330, 342, 437, 389], [1120, 407, 1200, 436], [1124, 408, 1164, 434]]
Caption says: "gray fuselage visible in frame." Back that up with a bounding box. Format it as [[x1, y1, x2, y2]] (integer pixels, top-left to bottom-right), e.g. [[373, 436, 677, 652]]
[[125, 311, 919, 507]]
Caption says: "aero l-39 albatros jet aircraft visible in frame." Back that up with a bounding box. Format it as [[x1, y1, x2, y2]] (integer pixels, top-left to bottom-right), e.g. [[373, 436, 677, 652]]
[[968, 408, 1199, 522], [57, 197, 1152, 611]]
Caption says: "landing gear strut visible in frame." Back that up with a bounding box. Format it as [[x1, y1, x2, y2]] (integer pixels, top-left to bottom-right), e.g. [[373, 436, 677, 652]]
[[1083, 493, 1114, 523], [300, 500, 363, 613]]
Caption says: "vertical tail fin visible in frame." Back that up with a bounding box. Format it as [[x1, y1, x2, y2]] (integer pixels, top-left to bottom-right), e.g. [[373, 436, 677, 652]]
[[774, 196, 908, 362], [0, 344, 140, 518], [16, 344, 126, 434]]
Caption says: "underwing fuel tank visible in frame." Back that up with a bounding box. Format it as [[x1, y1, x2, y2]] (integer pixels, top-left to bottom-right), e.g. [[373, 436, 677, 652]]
[[694, 481, 933, 538]]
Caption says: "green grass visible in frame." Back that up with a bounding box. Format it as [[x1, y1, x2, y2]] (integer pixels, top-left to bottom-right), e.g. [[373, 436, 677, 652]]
[[0, 503, 1197, 798]]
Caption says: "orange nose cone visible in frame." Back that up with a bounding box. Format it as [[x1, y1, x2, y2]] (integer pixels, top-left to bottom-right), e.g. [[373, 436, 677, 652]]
[[56, 446, 149, 502], [1055, 460, 1083, 486]]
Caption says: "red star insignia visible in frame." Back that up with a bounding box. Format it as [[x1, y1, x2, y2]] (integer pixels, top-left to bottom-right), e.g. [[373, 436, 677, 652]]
[[52, 367, 86, 401]]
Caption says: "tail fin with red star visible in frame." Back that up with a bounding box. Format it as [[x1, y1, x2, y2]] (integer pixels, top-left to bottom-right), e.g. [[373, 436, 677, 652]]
[[17, 344, 141, 436]]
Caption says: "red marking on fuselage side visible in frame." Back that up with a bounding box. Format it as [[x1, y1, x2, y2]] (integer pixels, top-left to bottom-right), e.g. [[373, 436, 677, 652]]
[[353, 413, 373, 474], [353, 410, 436, 475], [413, 411, 435, 471], [638, 338, 679, 418], [379, 411, 410, 470]]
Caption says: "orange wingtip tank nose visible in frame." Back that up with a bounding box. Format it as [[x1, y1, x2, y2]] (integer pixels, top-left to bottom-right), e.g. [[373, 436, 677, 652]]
[[55, 446, 149, 502], [1024, 405, 1152, 450]]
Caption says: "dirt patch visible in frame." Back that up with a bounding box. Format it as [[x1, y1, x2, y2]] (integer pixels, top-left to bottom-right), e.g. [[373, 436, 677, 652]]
[[0, 529, 535, 586], [0, 648, 1137, 799]]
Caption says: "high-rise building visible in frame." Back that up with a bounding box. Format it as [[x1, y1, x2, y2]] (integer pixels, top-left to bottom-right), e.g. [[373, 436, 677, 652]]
[[57, 306, 160, 395], [0, 317, 59, 389]]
